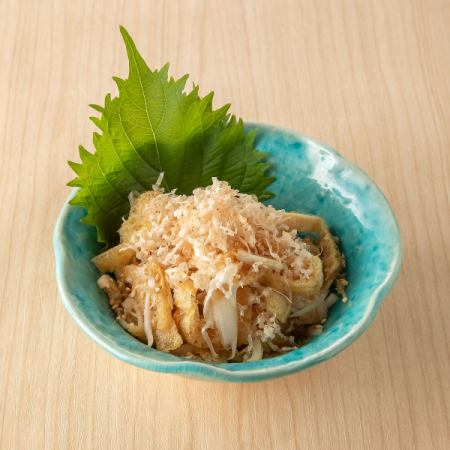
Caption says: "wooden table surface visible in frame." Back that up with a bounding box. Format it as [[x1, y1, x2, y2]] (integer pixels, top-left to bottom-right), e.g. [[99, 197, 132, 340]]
[[1, 1, 449, 449]]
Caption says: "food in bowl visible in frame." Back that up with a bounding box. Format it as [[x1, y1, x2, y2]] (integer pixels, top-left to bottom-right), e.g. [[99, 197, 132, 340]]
[[93, 177, 347, 361], [67, 27, 348, 363]]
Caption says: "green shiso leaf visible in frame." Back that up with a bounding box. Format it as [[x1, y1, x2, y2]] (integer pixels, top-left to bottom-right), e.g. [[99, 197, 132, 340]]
[[68, 26, 274, 246]]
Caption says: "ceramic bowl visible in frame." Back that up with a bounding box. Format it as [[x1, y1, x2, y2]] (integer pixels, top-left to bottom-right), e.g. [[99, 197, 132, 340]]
[[54, 123, 402, 382]]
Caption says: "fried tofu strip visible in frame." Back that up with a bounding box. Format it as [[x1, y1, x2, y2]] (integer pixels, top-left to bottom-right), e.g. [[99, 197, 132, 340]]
[[282, 212, 323, 233], [92, 244, 135, 274], [145, 263, 183, 351], [320, 228, 342, 292], [119, 262, 183, 351], [173, 281, 206, 348], [283, 212, 342, 292], [291, 255, 324, 300]]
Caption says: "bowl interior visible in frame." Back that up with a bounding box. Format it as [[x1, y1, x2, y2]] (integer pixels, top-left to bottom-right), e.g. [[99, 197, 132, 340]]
[[54, 123, 401, 382]]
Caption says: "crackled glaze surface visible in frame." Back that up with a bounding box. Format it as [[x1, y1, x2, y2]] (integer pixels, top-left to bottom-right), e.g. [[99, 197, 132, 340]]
[[54, 123, 402, 382]]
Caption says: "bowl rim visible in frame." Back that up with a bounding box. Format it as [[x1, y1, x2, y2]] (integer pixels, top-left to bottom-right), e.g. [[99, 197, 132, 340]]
[[54, 123, 402, 382]]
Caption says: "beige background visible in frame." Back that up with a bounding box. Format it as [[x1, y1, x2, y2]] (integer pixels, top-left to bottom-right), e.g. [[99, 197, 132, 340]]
[[1, 0, 449, 449]]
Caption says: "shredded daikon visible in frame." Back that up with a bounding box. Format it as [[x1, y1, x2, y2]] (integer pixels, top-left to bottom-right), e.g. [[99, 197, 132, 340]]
[[152, 172, 165, 192]]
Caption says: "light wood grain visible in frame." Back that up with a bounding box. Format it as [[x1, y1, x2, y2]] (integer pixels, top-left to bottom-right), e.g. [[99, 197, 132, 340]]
[[1, 0, 449, 449]]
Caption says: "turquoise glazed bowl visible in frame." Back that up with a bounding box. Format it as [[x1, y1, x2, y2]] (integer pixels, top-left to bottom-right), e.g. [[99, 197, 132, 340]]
[[54, 123, 402, 382]]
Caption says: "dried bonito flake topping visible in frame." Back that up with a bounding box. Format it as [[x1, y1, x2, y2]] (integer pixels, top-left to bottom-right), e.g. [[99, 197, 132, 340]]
[[94, 178, 346, 361]]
